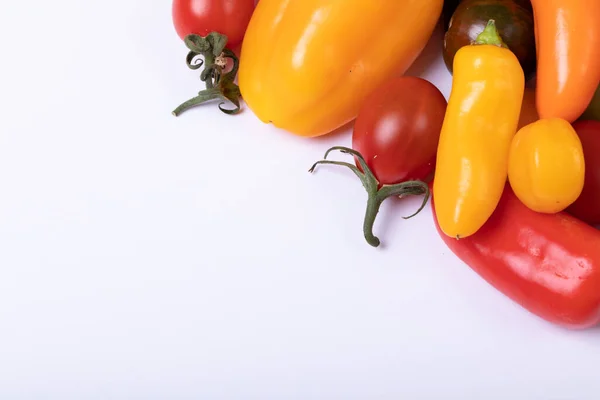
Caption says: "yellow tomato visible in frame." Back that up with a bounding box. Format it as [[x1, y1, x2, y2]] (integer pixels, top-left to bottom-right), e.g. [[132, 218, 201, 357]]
[[508, 118, 585, 213], [238, 0, 443, 137]]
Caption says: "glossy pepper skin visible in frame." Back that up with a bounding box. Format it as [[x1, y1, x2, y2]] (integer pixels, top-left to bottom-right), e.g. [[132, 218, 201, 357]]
[[433, 21, 525, 239], [237, 0, 443, 137], [531, 0, 600, 122], [432, 185, 600, 330]]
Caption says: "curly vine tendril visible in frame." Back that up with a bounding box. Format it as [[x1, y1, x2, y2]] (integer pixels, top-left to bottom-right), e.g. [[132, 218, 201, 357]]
[[173, 32, 242, 117]]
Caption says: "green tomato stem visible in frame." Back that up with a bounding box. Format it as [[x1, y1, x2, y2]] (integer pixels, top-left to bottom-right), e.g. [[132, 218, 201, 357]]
[[363, 193, 384, 247], [173, 33, 242, 116], [309, 146, 430, 248]]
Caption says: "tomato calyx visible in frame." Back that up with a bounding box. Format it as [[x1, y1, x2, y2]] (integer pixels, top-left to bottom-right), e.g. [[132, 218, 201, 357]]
[[172, 32, 242, 116], [309, 146, 430, 248]]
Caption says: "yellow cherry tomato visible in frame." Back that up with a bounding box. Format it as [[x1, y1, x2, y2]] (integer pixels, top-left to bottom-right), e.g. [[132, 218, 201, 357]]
[[508, 118, 585, 214]]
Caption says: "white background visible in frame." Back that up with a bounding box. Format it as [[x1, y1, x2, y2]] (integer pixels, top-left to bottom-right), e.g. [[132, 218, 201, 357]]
[[2, 1, 600, 399]]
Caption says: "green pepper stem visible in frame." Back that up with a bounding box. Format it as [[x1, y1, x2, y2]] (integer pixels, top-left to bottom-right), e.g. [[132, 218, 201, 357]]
[[309, 146, 430, 248], [474, 19, 508, 48]]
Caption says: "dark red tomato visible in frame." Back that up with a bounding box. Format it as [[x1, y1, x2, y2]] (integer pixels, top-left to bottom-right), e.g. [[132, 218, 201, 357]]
[[566, 120, 600, 225], [352, 76, 448, 185], [172, 0, 256, 48]]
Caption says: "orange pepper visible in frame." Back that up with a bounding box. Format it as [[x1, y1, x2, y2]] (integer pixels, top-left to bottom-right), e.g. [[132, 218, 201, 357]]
[[531, 0, 600, 122], [237, 0, 443, 137]]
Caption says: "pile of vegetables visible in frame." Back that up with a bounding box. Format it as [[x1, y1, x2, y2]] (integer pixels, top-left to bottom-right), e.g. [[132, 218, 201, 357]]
[[171, 0, 600, 329]]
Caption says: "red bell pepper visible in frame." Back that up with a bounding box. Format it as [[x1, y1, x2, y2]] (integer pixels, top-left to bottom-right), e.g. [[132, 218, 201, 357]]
[[431, 185, 600, 329]]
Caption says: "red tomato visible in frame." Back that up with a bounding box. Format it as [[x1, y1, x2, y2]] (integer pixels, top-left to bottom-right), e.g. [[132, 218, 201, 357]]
[[308, 76, 446, 247], [352, 76, 448, 185], [566, 120, 600, 225], [172, 0, 256, 48]]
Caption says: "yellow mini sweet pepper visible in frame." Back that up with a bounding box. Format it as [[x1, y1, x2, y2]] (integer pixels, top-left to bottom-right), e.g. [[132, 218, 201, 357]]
[[433, 20, 525, 239]]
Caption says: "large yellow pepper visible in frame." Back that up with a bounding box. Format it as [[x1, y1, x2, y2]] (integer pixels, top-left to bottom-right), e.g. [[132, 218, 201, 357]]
[[433, 20, 525, 239], [237, 0, 443, 137]]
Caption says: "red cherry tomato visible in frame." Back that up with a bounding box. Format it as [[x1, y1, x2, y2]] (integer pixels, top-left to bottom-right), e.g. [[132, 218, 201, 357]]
[[172, 0, 256, 48], [310, 76, 447, 247], [352, 76, 448, 185], [566, 120, 600, 225]]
